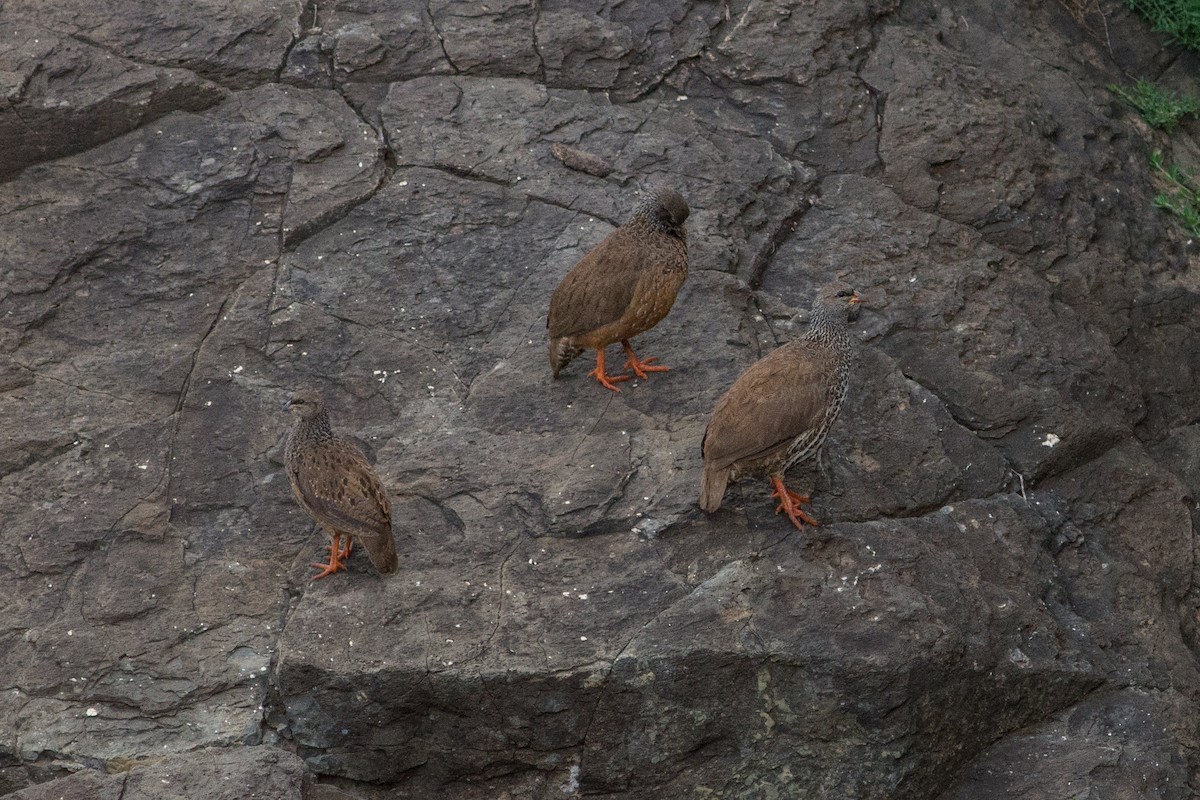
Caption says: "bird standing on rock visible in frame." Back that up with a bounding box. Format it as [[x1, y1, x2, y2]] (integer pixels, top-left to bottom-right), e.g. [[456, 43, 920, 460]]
[[284, 390, 399, 579], [700, 286, 862, 530], [547, 186, 690, 392]]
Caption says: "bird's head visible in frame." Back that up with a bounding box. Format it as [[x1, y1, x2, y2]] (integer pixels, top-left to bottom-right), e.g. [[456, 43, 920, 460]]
[[653, 186, 690, 226], [813, 285, 863, 321], [636, 186, 690, 231], [284, 389, 326, 419]]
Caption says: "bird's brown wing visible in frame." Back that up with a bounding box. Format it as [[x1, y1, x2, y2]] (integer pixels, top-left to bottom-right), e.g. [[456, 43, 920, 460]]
[[702, 343, 834, 471], [292, 440, 393, 542], [547, 228, 645, 339]]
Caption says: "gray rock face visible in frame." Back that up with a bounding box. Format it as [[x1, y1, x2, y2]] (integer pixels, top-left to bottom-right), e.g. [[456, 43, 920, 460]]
[[0, 20, 226, 180], [2, 0, 1199, 798], [4, 746, 309, 800]]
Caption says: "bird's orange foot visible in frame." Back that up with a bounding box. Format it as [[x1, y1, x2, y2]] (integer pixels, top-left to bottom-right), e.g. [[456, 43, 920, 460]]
[[588, 365, 630, 392], [621, 341, 670, 380], [311, 534, 349, 579], [588, 349, 630, 392], [769, 477, 820, 530], [310, 559, 347, 579]]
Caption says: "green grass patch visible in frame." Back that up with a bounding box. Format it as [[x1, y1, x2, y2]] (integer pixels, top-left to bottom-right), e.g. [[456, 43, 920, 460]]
[[1126, 0, 1200, 51], [1150, 150, 1200, 237], [1110, 80, 1200, 131]]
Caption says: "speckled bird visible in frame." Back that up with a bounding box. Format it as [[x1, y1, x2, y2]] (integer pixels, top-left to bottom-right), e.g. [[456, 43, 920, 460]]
[[700, 286, 861, 530], [547, 186, 690, 392], [284, 390, 398, 579]]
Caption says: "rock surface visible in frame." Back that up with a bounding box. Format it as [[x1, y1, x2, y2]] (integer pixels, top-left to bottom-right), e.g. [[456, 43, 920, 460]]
[[1, 0, 1198, 798], [5, 746, 309, 800]]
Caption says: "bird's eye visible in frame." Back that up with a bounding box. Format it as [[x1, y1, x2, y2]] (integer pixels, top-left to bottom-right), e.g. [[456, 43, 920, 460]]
[[291, 399, 305, 405], [835, 289, 852, 297]]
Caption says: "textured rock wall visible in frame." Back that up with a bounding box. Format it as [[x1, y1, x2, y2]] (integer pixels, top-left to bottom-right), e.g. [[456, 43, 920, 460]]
[[1, 0, 1198, 798]]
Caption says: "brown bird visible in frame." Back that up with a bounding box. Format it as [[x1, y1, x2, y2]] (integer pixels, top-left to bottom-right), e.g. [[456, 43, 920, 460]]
[[284, 390, 398, 579], [700, 286, 861, 530], [548, 186, 690, 391]]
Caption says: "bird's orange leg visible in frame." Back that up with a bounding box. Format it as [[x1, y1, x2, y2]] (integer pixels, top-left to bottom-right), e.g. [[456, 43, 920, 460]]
[[621, 340, 670, 380], [769, 476, 820, 530], [311, 532, 349, 579], [587, 348, 630, 392]]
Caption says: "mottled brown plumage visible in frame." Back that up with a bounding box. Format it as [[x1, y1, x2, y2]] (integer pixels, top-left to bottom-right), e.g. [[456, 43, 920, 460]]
[[548, 186, 690, 391], [700, 287, 861, 530], [284, 390, 398, 579]]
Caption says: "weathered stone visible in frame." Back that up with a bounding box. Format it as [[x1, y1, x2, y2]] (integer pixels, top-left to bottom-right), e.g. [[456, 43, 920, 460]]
[[3, 0, 1200, 797], [0, 22, 224, 179], [549, 143, 613, 177], [5, 746, 310, 800], [538, 0, 722, 100], [287, 4, 450, 84], [5, 1, 303, 89], [378, 76, 812, 277], [304, 0, 722, 101], [939, 690, 1193, 800], [275, 496, 1109, 795], [713, 0, 899, 85], [763, 174, 1142, 482], [0, 82, 383, 794]]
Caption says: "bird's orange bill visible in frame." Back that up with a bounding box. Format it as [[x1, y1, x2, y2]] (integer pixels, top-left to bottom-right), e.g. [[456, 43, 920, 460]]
[[769, 476, 820, 530], [621, 340, 670, 380], [588, 349, 631, 392]]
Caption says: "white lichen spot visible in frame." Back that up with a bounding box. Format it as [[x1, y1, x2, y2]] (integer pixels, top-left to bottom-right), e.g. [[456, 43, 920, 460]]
[[561, 764, 581, 794], [580, 636, 587, 641], [85, 707, 99, 717], [1041, 433, 1060, 448]]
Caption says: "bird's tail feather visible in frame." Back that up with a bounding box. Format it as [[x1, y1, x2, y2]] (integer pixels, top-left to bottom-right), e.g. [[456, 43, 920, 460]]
[[699, 466, 729, 513], [549, 337, 583, 378], [364, 530, 399, 575]]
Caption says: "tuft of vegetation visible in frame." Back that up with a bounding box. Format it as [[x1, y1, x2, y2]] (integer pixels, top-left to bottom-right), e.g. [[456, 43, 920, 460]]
[[1126, 0, 1200, 52], [1109, 80, 1200, 131], [1150, 150, 1200, 237]]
